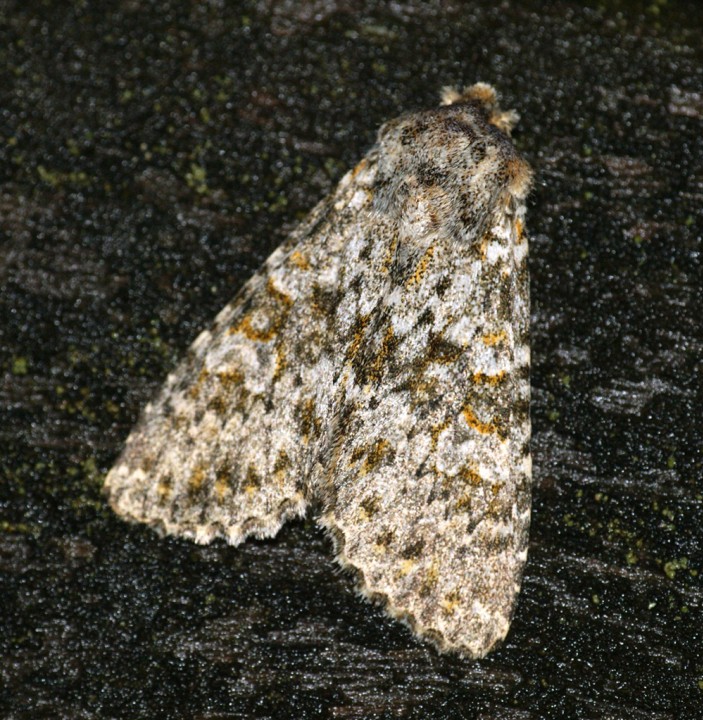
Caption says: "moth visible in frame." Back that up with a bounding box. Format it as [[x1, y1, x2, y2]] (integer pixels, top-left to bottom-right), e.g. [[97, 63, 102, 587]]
[[105, 83, 532, 658]]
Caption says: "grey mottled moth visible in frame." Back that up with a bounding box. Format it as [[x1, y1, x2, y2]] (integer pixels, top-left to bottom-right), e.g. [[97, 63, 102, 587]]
[[105, 83, 532, 658]]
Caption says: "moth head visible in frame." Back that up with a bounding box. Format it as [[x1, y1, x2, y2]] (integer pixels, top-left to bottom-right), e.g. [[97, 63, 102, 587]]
[[372, 86, 532, 247]]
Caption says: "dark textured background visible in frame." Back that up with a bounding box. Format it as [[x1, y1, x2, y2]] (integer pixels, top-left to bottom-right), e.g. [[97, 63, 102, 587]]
[[1, 1, 702, 718]]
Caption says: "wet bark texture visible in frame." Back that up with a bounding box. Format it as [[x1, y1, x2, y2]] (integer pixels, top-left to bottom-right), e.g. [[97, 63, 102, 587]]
[[1, 1, 701, 718]]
